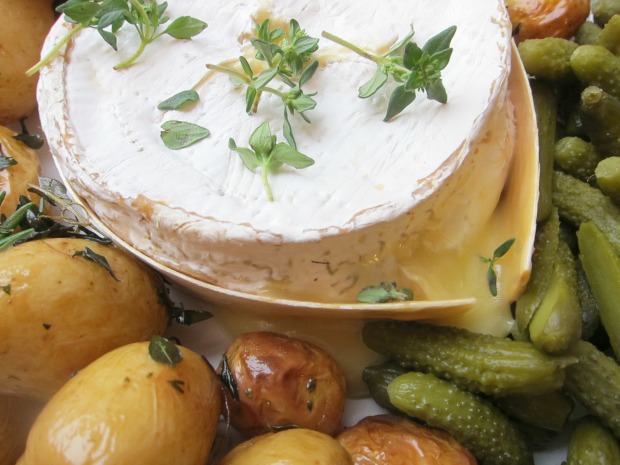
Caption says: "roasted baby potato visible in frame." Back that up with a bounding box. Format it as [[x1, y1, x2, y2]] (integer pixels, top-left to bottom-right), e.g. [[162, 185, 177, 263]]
[[0, 237, 169, 400], [17, 338, 222, 465], [216, 428, 353, 465], [0, 125, 41, 217], [337, 414, 477, 465], [0, 0, 56, 123], [218, 331, 347, 437], [0, 395, 43, 465], [506, 0, 591, 42]]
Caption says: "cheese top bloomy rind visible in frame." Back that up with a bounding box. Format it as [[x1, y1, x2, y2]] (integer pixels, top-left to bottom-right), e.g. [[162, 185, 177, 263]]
[[39, 0, 514, 302]]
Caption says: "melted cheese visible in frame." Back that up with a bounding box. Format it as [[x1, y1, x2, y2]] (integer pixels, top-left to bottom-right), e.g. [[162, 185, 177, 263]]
[[38, 0, 530, 342]]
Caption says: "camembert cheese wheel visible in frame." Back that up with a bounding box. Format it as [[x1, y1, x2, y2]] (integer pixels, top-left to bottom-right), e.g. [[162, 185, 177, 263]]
[[38, 0, 533, 335]]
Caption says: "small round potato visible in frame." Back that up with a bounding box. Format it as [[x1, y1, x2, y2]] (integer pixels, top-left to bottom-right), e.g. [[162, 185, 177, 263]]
[[0, 0, 56, 123], [0, 395, 43, 465], [506, 0, 591, 42], [216, 428, 353, 465], [218, 331, 347, 437], [337, 414, 477, 465], [0, 125, 41, 217], [17, 339, 222, 465], [0, 237, 169, 400]]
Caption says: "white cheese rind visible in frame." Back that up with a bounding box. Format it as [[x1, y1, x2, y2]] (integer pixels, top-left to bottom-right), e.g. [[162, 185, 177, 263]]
[[39, 0, 514, 303]]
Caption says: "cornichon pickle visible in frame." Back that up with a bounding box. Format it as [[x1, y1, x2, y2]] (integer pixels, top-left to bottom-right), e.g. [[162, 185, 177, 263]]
[[575, 259, 601, 341], [563, 340, 620, 439], [552, 170, 620, 255], [554, 137, 601, 182], [514, 207, 560, 334], [361, 361, 407, 411], [580, 86, 620, 157], [576, 20, 603, 45], [518, 38, 578, 81], [567, 416, 620, 465], [493, 390, 574, 433], [595, 157, 620, 203], [577, 221, 620, 358], [528, 239, 582, 354], [532, 80, 557, 222], [571, 46, 620, 100], [592, 0, 620, 27], [388, 372, 534, 465], [597, 15, 620, 54], [362, 321, 569, 396]]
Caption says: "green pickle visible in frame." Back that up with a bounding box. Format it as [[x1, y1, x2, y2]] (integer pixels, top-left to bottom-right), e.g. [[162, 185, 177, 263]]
[[362, 321, 568, 396], [595, 156, 620, 202], [592, 0, 620, 27], [575, 259, 601, 340], [580, 86, 620, 157], [518, 38, 578, 81], [552, 170, 620, 255], [571, 46, 620, 100], [493, 391, 574, 433], [577, 221, 620, 358], [564, 340, 620, 439], [567, 416, 620, 465], [528, 239, 582, 354], [576, 20, 603, 45], [388, 371, 534, 465], [361, 361, 406, 411], [597, 15, 620, 54], [554, 137, 601, 182]]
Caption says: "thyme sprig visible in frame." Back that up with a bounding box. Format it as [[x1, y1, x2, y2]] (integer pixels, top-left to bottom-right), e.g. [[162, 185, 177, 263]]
[[480, 238, 516, 297], [357, 281, 414, 304], [206, 19, 319, 135], [27, 0, 207, 75], [321, 25, 456, 121], [228, 122, 314, 201]]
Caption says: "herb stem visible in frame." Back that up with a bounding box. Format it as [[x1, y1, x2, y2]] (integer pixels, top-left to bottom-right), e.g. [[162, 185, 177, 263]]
[[26, 24, 86, 77], [114, 0, 152, 70], [262, 162, 274, 202], [114, 37, 148, 70], [321, 31, 381, 64], [206, 64, 251, 84]]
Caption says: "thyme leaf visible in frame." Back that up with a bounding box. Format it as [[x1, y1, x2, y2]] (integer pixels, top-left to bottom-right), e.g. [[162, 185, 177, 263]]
[[480, 238, 516, 297], [357, 281, 414, 303], [157, 90, 200, 110], [73, 246, 120, 281], [160, 120, 210, 149], [149, 335, 183, 367]]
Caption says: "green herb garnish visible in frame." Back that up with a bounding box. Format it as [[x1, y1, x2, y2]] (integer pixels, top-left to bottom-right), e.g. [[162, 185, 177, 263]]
[[0, 149, 16, 170], [73, 246, 120, 281], [157, 89, 200, 110], [206, 18, 319, 142], [168, 379, 185, 393], [160, 120, 210, 149], [228, 122, 314, 201], [357, 281, 414, 303], [480, 238, 516, 297], [321, 25, 456, 121], [27, 0, 207, 75], [148, 335, 183, 367]]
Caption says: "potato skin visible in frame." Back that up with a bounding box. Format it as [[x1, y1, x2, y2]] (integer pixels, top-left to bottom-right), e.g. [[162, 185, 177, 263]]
[[0, 125, 41, 217], [0, 0, 56, 123], [216, 428, 353, 465], [336, 414, 478, 465], [506, 0, 591, 42], [218, 331, 347, 437], [0, 395, 43, 465], [0, 238, 169, 400], [17, 340, 222, 465]]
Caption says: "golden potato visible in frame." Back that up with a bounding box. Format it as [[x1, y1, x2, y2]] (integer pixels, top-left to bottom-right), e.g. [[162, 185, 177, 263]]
[[0, 124, 41, 217], [218, 331, 347, 437], [0, 395, 43, 465], [337, 414, 477, 465], [216, 428, 353, 465], [506, 0, 591, 42], [0, 0, 56, 123], [0, 237, 169, 400], [17, 339, 222, 465]]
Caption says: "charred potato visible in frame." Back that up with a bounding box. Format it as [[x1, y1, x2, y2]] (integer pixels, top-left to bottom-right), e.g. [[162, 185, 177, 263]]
[[216, 428, 353, 465], [218, 331, 347, 437], [0, 0, 56, 123], [337, 414, 477, 465], [0, 125, 41, 217], [0, 395, 43, 465], [17, 339, 222, 465], [0, 238, 169, 400], [506, 0, 591, 42]]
